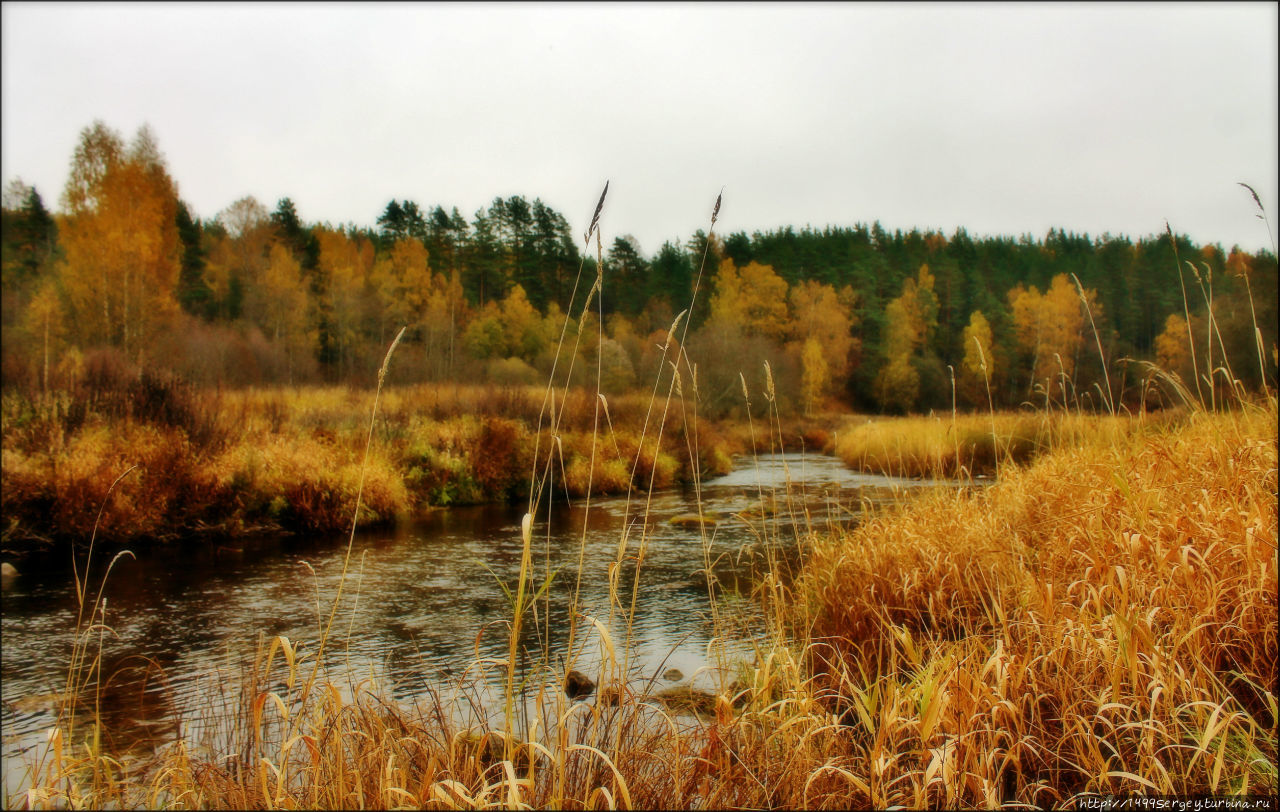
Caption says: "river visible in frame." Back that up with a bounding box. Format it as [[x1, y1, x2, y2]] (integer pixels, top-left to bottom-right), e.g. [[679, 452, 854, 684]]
[[1, 452, 938, 794]]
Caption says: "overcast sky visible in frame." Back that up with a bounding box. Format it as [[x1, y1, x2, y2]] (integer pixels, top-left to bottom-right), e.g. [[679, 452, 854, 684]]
[[2, 2, 1276, 255]]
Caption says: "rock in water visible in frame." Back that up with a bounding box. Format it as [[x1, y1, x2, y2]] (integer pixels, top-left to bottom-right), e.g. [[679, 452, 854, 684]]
[[565, 669, 595, 700], [662, 668, 684, 681], [598, 684, 624, 706]]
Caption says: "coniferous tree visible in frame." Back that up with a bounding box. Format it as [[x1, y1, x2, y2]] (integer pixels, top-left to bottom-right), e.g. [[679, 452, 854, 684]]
[[648, 239, 693, 314], [175, 200, 213, 318], [377, 200, 406, 245], [606, 236, 647, 317]]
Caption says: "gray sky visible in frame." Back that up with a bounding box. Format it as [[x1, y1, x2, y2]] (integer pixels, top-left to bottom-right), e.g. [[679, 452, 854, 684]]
[[3, 2, 1277, 255]]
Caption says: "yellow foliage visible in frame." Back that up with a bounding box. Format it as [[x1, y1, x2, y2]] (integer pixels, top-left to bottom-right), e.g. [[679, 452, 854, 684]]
[[57, 123, 181, 358], [709, 259, 790, 340], [1008, 273, 1099, 392], [1154, 312, 1192, 379], [789, 280, 856, 380], [874, 355, 919, 414], [317, 227, 375, 358], [500, 284, 547, 362], [875, 267, 939, 412], [262, 244, 307, 341], [799, 336, 828, 415], [959, 310, 994, 407]]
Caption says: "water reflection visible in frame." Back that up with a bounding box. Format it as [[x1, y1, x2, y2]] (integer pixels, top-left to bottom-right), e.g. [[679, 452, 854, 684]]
[[1, 452, 939, 791]]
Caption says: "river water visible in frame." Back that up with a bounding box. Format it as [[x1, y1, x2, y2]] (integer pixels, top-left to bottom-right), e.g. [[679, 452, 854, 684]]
[[1, 452, 937, 794]]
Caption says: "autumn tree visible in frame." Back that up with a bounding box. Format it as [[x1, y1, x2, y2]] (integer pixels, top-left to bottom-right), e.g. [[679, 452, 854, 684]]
[[316, 227, 377, 377], [271, 197, 337, 370], [207, 195, 271, 321], [423, 268, 465, 379], [260, 243, 310, 382], [462, 301, 506, 361], [370, 237, 432, 347], [874, 298, 921, 413], [1154, 312, 1194, 385], [20, 279, 66, 394], [788, 279, 857, 413], [708, 259, 790, 340], [959, 310, 995, 407], [1217, 247, 1278, 392], [1008, 273, 1098, 401], [872, 265, 940, 413], [57, 121, 181, 361], [500, 284, 548, 363]]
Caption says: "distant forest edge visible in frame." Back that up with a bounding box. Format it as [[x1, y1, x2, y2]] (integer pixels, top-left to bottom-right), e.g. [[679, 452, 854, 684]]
[[2, 121, 1276, 416]]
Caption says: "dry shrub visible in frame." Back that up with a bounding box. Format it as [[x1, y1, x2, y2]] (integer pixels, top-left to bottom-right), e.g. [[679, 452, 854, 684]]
[[615, 433, 680, 491], [562, 453, 630, 498], [153, 320, 304, 387], [1, 422, 222, 544], [211, 436, 408, 533], [486, 356, 541, 386], [800, 424, 832, 452], [470, 417, 528, 501]]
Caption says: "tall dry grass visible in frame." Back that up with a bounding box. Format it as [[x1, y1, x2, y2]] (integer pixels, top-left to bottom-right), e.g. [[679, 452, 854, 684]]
[[18, 402, 1272, 809], [794, 403, 1277, 806], [8, 185, 1276, 809], [832, 410, 1141, 479]]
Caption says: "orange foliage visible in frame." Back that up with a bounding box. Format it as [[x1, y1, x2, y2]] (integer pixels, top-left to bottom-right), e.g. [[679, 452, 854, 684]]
[[57, 123, 181, 359]]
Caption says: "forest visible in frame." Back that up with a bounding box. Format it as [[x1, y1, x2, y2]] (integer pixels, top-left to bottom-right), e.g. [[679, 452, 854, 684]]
[[3, 120, 1275, 418]]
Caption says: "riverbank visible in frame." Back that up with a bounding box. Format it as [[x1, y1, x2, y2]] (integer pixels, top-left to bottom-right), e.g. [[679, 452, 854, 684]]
[[0, 381, 844, 558], [831, 409, 1145, 477], [793, 400, 1277, 805], [11, 400, 1272, 808]]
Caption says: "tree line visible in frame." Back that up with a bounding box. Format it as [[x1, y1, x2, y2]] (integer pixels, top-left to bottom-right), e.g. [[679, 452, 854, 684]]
[[2, 120, 1275, 415]]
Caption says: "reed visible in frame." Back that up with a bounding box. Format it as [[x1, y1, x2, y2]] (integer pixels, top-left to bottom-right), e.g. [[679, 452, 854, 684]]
[[830, 409, 1138, 480]]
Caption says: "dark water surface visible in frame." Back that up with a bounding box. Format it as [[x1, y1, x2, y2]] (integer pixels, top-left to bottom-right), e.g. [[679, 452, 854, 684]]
[[1, 453, 937, 793]]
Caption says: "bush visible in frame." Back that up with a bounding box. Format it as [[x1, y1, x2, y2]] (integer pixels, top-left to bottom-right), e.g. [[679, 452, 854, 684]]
[[470, 417, 528, 501], [486, 356, 540, 386]]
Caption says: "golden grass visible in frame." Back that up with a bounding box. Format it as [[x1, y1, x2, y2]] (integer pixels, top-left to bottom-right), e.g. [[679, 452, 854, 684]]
[[14, 401, 1273, 809], [833, 410, 1141, 478], [798, 403, 1277, 805]]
